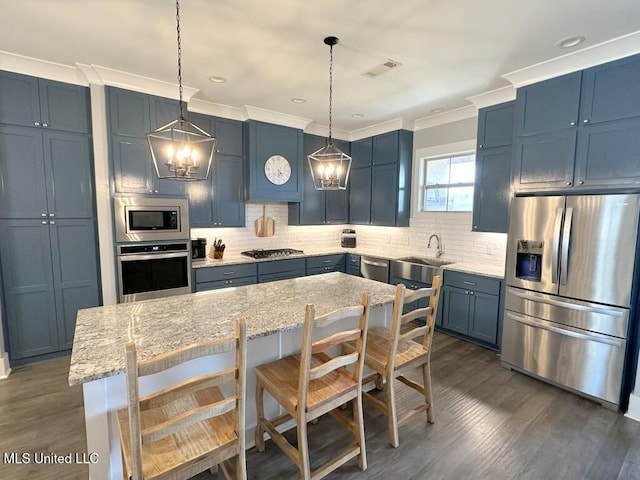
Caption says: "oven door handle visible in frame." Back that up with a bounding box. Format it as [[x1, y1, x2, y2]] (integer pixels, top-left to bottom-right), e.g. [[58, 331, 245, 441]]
[[118, 252, 189, 261]]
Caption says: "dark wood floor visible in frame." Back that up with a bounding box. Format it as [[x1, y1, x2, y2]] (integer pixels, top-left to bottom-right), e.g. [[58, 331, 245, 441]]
[[2, 333, 640, 480]]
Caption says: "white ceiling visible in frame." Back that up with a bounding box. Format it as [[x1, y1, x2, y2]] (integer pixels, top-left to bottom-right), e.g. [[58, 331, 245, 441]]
[[2, 0, 640, 132]]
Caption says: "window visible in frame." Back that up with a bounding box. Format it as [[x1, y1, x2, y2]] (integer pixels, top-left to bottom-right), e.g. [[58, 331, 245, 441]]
[[419, 153, 475, 212]]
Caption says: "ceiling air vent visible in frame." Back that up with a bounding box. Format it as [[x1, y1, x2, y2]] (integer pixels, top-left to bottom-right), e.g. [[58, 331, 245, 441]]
[[362, 59, 402, 78]]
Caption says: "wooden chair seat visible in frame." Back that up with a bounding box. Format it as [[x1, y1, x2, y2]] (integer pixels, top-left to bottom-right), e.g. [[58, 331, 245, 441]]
[[255, 353, 358, 416], [353, 326, 429, 374], [117, 387, 239, 480]]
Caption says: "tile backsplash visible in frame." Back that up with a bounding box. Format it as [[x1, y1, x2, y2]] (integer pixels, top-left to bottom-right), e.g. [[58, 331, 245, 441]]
[[191, 203, 507, 268]]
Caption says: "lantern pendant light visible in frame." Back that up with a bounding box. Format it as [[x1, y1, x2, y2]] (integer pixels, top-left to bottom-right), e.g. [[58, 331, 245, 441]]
[[308, 36, 352, 191], [147, 0, 215, 181]]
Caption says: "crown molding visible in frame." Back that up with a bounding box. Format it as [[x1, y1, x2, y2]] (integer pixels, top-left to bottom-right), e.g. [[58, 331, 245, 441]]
[[503, 30, 640, 88], [413, 105, 477, 130], [303, 123, 350, 141], [350, 117, 414, 141], [467, 86, 516, 109], [241, 105, 313, 130], [188, 98, 246, 122], [0, 50, 87, 85]]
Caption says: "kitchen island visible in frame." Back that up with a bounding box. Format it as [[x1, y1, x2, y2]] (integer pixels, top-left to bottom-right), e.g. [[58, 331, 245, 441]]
[[69, 272, 397, 480]]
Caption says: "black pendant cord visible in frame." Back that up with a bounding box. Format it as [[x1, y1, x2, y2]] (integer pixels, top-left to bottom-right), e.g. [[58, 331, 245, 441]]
[[328, 42, 333, 145], [176, 0, 185, 120]]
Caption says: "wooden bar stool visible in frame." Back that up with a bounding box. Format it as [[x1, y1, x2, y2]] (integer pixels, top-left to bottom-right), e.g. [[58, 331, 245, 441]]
[[349, 276, 442, 448], [116, 318, 247, 480], [254, 292, 370, 480]]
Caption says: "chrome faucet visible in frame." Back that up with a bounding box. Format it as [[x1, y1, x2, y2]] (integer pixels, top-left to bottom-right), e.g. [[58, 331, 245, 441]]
[[428, 234, 444, 258]]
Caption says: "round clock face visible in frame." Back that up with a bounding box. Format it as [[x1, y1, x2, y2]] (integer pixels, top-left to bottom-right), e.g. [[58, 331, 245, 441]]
[[264, 155, 292, 185]]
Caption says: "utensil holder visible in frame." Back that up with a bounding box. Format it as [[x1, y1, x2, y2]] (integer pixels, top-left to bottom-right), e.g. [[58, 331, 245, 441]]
[[213, 250, 224, 259]]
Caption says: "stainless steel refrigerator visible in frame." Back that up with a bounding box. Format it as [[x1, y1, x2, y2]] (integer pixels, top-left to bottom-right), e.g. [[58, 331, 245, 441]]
[[502, 194, 640, 408]]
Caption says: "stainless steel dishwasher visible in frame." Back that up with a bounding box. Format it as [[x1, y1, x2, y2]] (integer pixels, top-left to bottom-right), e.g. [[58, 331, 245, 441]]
[[360, 256, 389, 283]]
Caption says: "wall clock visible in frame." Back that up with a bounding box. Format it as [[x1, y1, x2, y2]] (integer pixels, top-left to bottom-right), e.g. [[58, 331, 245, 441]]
[[264, 155, 292, 185]]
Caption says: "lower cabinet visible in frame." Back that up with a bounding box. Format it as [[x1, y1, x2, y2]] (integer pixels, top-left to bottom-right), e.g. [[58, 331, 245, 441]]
[[0, 218, 101, 360], [345, 254, 361, 276], [389, 275, 431, 315], [193, 263, 257, 292], [258, 258, 306, 283], [438, 270, 503, 349], [306, 254, 345, 275]]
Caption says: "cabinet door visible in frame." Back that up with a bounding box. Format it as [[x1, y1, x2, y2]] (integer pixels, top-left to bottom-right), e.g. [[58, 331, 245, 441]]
[[324, 138, 350, 224], [472, 146, 512, 233], [43, 131, 95, 218], [371, 163, 397, 225], [580, 54, 640, 125], [512, 130, 577, 190], [477, 102, 515, 149], [49, 219, 101, 349], [0, 219, 58, 359], [38, 80, 91, 133], [214, 154, 245, 227], [441, 286, 470, 335], [296, 134, 325, 225], [0, 125, 48, 218], [373, 131, 398, 165], [108, 88, 150, 136], [187, 175, 215, 227], [515, 72, 582, 136], [349, 166, 372, 224], [112, 135, 155, 194], [574, 118, 640, 187], [156, 177, 186, 197], [468, 291, 499, 345], [149, 96, 180, 129], [214, 117, 243, 156], [350, 137, 373, 169], [0, 71, 41, 127]]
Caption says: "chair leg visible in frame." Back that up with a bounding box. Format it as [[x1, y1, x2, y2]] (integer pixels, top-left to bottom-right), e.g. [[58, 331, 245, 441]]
[[237, 450, 247, 480], [385, 374, 399, 448], [353, 396, 367, 471], [297, 418, 312, 480], [255, 379, 266, 452], [209, 464, 218, 475], [422, 362, 435, 423]]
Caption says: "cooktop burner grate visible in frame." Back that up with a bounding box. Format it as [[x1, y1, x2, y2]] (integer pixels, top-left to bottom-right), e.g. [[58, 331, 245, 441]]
[[241, 248, 304, 259]]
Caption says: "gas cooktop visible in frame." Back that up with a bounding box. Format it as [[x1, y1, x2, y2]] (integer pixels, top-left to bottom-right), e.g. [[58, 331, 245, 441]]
[[241, 248, 304, 259]]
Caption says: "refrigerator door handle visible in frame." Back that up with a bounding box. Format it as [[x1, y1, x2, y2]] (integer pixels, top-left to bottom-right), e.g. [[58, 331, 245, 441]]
[[506, 311, 624, 348], [552, 207, 564, 284], [508, 288, 625, 317], [560, 207, 573, 285]]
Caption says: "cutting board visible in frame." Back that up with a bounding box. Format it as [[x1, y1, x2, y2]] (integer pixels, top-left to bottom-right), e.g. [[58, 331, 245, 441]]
[[255, 205, 275, 237]]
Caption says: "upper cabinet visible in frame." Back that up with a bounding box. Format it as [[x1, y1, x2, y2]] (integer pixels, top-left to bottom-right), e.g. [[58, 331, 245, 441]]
[[512, 53, 640, 192], [244, 120, 303, 202], [349, 130, 412, 226], [473, 101, 514, 233], [106, 87, 185, 196], [288, 134, 349, 225], [0, 71, 91, 134]]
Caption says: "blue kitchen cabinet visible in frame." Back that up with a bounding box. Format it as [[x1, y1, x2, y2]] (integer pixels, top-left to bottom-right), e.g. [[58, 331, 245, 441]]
[[349, 130, 412, 226], [107, 86, 186, 196], [442, 286, 470, 336], [257, 258, 306, 283], [0, 71, 90, 133], [288, 135, 349, 225], [514, 71, 582, 136], [0, 218, 101, 360], [306, 254, 346, 275], [477, 101, 516, 149], [389, 274, 432, 315], [187, 114, 245, 228], [350, 137, 373, 169], [0, 125, 95, 219], [245, 120, 303, 202], [194, 263, 257, 292], [346, 254, 361, 276]]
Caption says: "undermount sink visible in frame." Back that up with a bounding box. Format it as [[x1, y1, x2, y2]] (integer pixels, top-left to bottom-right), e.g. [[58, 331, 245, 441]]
[[390, 256, 453, 284], [396, 256, 454, 268]]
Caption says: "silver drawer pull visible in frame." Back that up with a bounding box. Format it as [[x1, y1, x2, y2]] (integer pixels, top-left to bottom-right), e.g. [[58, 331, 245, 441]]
[[463, 281, 476, 286], [223, 272, 235, 275]]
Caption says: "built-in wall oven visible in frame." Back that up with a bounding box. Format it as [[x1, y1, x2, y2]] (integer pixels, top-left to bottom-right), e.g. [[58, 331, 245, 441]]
[[114, 196, 192, 303]]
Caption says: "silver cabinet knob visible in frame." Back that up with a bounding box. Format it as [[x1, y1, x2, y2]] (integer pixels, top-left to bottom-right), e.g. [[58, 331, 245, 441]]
[[465, 291, 469, 294], [49, 221, 56, 225], [49, 213, 55, 217], [570, 121, 576, 126], [566, 182, 572, 186], [41, 213, 47, 217], [470, 291, 474, 295], [473, 225, 478, 229], [41, 221, 48, 225], [34, 122, 40, 126], [42, 122, 48, 127], [583, 119, 590, 124], [479, 144, 484, 149], [578, 181, 584, 185]]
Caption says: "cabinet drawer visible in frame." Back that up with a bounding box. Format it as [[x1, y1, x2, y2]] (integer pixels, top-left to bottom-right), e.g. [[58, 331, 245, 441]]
[[195, 263, 257, 283], [306, 254, 345, 269], [346, 254, 360, 266], [258, 269, 306, 283], [196, 276, 257, 292], [444, 271, 501, 295], [307, 265, 345, 276], [258, 258, 306, 275]]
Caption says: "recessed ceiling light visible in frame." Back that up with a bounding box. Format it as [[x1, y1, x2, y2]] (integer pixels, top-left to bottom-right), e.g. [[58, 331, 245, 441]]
[[291, 97, 306, 104], [556, 36, 585, 49], [352, 113, 364, 118], [208, 75, 227, 83], [430, 108, 444, 114]]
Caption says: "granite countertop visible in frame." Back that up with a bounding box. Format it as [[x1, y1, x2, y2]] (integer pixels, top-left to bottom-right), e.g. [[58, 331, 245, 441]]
[[69, 272, 396, 386], [192, 247, 505, 279]]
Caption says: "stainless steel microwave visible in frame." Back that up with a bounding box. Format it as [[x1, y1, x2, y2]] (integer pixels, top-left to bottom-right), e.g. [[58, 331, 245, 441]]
[[114, 196, 190, 243]]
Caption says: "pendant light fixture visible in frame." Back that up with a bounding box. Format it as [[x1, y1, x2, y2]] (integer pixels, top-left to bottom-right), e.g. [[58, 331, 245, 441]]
[[308, 36, 352, 191], [147, 0, 215, 181]]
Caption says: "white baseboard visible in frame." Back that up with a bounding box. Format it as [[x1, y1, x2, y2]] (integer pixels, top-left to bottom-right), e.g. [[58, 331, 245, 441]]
[[625, 392, 640, 422], [0, 352, 11, 379]]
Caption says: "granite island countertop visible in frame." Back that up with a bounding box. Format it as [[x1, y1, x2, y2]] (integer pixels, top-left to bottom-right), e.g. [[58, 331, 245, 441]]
[[69, 272, 397, 386]]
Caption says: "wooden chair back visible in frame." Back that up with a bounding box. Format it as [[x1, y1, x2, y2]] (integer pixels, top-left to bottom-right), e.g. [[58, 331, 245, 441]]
[[298, 292, 370, 412], [386, 275, 442, 374], [124, 318, 247, 480]]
